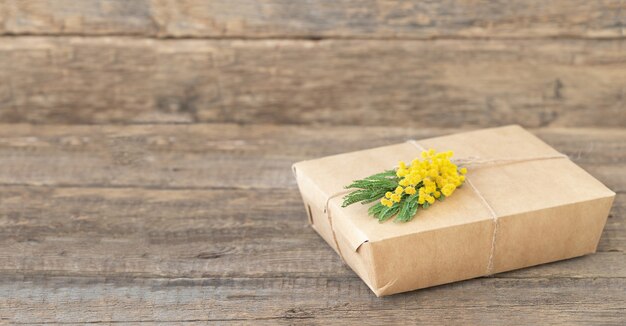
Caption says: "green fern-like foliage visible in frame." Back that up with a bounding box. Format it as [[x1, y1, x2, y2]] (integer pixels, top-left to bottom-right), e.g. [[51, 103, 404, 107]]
[[341, 150, 465, 222], [342, 170, 432, 222]]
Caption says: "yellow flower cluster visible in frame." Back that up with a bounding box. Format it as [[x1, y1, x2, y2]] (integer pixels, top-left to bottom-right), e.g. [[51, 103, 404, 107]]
[[381, 149, 467, 207]]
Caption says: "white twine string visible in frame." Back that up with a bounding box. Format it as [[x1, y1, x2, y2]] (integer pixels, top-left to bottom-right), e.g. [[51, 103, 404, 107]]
[[464, 177, 499, 274], [324, 189, 352, 262]]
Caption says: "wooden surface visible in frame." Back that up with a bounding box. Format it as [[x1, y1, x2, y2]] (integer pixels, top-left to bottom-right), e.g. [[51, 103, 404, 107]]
[[0, 1, 624, 126], [1, 37, 625, 127], [0, 124, 624, 324], [1, 0, 623, 39], [1, 1, 624, 323]]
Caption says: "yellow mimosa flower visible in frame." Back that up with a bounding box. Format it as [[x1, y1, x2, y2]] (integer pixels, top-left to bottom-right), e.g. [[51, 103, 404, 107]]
[[441, 184, 456, 197], [381, 198, 393, 207]]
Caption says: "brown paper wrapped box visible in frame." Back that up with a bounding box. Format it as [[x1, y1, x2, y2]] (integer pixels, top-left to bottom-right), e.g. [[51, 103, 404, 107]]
[[292, 125, 615, 297]]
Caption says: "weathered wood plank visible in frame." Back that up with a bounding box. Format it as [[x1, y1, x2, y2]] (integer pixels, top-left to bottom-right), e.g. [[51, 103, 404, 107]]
[[0, 125, 623, 191], [0, 0, 623, 39], [0, 37, 624, 126], [2, 276, 625, 324], [0, 185, 623, 280]]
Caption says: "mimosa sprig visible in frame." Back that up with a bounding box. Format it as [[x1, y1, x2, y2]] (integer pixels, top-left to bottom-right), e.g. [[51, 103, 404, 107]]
[[342, 149, 467, 222]]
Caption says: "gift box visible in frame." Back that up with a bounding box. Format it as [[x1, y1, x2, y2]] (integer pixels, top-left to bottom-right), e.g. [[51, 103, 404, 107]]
[[292, 125, 615, 296]]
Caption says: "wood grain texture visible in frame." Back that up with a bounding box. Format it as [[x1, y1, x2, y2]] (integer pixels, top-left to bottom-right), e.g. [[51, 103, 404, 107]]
[[0, 0, 624, 39], [1, 0, 624, 321], [0, 124, 624, 324], [0, 185, 623, 280], [0, 125, 624, 190], [0, 37, 625, 126], [2, 276, 625, 324]]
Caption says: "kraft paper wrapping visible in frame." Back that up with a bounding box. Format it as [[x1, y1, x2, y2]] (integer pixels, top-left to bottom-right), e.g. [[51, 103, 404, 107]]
[[292, 125, 615, 297]]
